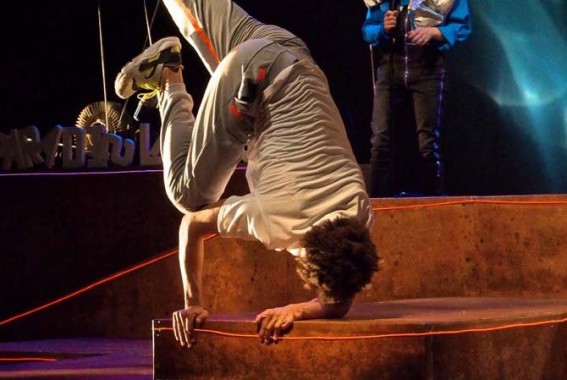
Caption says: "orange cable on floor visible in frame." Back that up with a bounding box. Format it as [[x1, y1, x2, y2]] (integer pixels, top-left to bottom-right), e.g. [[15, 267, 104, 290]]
[[0, 248, 178, 327], [372, 198, 567, 212], [1, 198, 565, 330], [0, 357, 58, 363], [153, 315, 567, 341], [0, 234, 220, 327]]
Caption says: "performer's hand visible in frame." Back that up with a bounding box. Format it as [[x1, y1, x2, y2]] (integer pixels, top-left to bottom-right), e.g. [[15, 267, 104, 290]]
[[407, 27, 442, 46], [383, 11, 399, 35], [253, 304, 304, 345], [172, 306, 209, 348]]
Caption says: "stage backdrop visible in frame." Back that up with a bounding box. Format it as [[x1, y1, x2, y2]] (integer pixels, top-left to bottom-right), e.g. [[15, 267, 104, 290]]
[[1, 0, 566, 195]]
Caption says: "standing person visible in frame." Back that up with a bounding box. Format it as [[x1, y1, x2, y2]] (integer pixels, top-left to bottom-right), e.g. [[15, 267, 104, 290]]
[[115, 0, 378, 347], [362, 0, 471, 197]]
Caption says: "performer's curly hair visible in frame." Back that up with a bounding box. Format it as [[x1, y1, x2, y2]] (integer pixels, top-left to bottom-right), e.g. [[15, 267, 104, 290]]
[[296, 217, 379, 302]]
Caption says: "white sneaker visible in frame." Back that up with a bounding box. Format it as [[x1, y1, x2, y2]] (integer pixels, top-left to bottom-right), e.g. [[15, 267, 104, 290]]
[[114, 36, 182, 100]]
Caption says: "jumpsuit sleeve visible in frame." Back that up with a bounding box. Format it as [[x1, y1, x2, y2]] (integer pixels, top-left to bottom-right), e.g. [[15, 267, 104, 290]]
[[218, 194, 269, 245]]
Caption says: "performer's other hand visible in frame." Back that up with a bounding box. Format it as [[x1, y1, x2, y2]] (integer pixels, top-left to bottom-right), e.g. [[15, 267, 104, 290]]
[[253, 304, 303, 345], [383, 10, 399, 35], [407, 27, 441, 46], [172, 306, 209, 348]]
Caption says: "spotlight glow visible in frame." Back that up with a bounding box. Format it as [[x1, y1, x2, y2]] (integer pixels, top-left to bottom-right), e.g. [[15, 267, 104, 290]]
[[479, 2, 567, 107], [476, 1, 567, 186]]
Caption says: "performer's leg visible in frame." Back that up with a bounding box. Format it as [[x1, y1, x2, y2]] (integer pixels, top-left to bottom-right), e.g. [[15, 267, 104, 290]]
[[160, 37, 297, 213], [115, 30, 303, 213], [412, 66, 446, 196], [162, 0, 303, 74], [114, 36, 244, 213], [159, 66, 244, 213], [369, 59, 398, 198]]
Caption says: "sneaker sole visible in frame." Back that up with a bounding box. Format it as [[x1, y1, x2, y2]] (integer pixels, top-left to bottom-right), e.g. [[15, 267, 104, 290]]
[[115, 36, 182, 99]]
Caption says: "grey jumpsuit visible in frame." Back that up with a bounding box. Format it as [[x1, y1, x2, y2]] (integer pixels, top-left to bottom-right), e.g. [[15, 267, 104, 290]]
[[159, 0, 373, 252]]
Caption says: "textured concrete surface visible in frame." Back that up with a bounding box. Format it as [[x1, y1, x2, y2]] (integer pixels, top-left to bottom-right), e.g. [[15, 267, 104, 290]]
[[153, 297, 567, 380], [2, 192, 565, 340], [366, 195, 567, 301]]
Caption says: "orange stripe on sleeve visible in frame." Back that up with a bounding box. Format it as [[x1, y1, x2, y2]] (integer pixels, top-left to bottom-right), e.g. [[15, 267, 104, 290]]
[[179, 4, 221, 65]]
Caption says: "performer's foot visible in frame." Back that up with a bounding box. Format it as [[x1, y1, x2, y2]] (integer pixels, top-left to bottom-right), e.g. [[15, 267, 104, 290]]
[[114, 36, 182, 100]]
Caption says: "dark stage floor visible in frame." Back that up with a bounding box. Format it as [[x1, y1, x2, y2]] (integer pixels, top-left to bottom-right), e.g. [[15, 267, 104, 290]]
[[0, 338, 152, 379]]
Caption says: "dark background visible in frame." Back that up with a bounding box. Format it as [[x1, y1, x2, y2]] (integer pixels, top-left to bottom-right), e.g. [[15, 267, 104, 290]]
[[2, 0, 566, 195]]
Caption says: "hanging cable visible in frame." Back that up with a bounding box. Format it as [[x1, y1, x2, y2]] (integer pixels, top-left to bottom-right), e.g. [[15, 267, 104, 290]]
[[119, 0, 163, 123], [97, 0, 110, 130], [144, 0, 154, 46], [369, 45, 376, 92]]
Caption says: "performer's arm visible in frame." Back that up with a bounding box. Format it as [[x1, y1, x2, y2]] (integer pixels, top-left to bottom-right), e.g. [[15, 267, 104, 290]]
[[253, 296, 353, 344], [407, 26, 446, 46], [172, 201, 223, 348]]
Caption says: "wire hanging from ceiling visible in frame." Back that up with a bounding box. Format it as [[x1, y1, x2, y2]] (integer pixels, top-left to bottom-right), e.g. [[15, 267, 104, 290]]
[[97, 0, 110, 130], [131, 0, 163, 122], [92, 0, 163, 129]]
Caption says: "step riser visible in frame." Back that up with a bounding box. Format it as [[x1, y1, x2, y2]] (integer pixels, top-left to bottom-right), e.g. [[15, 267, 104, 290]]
[[6, 197, 565, 341], [153, 321, 567, 380], [183, 196, 567, 314], [365, 197, 567, 301]]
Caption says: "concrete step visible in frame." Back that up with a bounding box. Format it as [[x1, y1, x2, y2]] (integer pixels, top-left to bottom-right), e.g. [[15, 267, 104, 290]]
[[2, 180, 566, 342], [152, 297, 567, 380], [146, 195, 567, 319]]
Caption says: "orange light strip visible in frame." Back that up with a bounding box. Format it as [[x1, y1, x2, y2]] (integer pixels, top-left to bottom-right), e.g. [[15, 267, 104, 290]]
[[0, 248, 178, 327], [153, 315, 567, 341], [0, 357, 57, 362], [372, 198, 567, 212], [0, 234, 219, 327], [1, 197, 564, 330]]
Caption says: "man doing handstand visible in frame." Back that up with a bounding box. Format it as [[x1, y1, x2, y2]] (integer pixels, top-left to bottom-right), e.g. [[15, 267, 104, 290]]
[[115, 0, 379, 347]]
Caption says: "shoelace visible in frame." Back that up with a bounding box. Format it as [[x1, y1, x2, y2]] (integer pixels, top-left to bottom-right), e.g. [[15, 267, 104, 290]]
[[135, 63, 183, 105], [137, 89, 160, 103]]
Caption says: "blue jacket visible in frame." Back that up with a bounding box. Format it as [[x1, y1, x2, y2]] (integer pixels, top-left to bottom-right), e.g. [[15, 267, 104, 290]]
[[362, 0, 472, 51]]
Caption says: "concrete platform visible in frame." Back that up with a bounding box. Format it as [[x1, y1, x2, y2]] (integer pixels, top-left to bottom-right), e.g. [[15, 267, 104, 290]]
[[2, 171, 566, 379], [152, 297, 567, 380]]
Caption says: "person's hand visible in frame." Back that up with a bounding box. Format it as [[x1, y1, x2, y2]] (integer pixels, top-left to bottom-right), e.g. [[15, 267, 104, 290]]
[[253, 304, 304, 345], [407, 27, 441, 46], [383, 10, 399, 35], [172, 305, 209, 348]]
